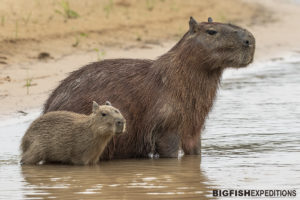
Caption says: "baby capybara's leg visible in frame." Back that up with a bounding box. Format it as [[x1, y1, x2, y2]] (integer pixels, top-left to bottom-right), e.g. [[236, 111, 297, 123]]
[[70, 157, 86, 165], [89, 158, 99, 166], [21, 143, 43, 165]]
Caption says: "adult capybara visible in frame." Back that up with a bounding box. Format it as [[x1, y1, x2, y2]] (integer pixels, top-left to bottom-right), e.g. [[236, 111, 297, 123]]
[[21, 101, 126, 165], [43, 17, 255, 159]]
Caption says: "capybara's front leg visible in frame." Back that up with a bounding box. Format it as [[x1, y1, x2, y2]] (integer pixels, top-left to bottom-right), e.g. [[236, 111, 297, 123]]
[[155, 131, 181, 158], [182, 136, 201, 155]]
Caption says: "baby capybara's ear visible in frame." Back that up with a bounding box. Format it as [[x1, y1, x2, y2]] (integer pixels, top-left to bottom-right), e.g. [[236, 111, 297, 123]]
[[92, 101, 99, 114], [105, 101, 111, 106]]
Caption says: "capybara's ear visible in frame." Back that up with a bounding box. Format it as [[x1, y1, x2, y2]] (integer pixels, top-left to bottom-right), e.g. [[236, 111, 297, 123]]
[[92, 101, 99, 114], [105, 101, 111, 106], [189, 16, 198, 34], [208, 17, 213, 23]]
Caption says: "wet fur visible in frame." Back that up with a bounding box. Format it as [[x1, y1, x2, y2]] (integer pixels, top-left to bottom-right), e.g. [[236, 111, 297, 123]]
[[21, 105, 125, 165]]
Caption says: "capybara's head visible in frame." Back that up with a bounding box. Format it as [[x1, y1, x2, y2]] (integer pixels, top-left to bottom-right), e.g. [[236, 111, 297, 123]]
[[176, 17, 255, 69], [91, 101, 126, 135]]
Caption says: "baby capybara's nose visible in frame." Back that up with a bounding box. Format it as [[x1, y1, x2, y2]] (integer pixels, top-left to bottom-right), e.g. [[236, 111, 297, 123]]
[[116, 120, 125, 134]]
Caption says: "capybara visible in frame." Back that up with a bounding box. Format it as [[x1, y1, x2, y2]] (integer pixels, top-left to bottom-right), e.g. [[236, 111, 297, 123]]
[[21, 101, 126, 165], [43, 17, 255, 159]]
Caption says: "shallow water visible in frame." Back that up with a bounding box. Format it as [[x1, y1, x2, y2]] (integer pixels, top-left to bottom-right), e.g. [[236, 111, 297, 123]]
[[1, 54, 300, 199]]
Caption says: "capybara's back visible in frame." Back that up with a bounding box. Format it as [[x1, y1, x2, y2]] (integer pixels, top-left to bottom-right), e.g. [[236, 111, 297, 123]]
[[21, 101, 125, 165]]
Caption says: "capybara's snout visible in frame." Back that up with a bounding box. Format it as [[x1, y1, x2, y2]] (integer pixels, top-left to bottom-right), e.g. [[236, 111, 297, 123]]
[[115, 118, 126, 134]]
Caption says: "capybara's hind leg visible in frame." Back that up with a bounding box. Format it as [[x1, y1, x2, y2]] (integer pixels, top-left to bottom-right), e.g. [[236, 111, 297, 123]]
[[21, 144, 43, 165]]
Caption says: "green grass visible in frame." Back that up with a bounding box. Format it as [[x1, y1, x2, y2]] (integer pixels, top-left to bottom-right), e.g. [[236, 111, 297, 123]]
[[94, 48, 106, 61], [72, 32, 88, 47], [25, 78, 33, 95], [15, 20, 19, 39], [136, 33, 142, 41], [55, 0, 79, 19], [146, 0, 155, 11], [22, 12, 32, 25], [1, 16, 5, 26], [103, 0, 114, 18]]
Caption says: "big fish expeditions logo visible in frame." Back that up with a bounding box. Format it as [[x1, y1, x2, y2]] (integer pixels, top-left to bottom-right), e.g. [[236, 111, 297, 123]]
[[212, 189, 297, 198]]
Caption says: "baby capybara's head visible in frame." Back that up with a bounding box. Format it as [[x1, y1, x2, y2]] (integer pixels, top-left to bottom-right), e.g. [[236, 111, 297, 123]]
[[176, 17, 255, 69], [91, 101, 126, 135]]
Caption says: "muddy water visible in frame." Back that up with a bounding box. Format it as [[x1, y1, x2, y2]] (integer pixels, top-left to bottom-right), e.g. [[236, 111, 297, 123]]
[[0, 54, 300, 199]]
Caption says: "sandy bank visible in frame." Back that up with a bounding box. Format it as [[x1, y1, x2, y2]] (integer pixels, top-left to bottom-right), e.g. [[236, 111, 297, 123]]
[[0, 0, 266, 65], [249, 0, 300, 60]]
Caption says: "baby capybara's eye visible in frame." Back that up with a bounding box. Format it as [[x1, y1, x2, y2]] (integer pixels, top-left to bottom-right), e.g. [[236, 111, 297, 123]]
[[101, 113, 107, 117], [206, 29, 217, 35]]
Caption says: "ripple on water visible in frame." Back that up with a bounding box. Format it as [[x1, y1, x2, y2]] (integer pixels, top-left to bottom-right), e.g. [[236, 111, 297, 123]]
[[202, 54, 300, 190]]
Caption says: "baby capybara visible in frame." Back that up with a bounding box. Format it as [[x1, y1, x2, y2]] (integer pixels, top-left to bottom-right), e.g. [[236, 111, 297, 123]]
[[43, 17, 255, 159], [21, 101, 125, 165]]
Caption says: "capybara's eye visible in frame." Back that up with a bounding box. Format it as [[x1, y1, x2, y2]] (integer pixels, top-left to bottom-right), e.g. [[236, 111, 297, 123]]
[[101, 113, 107, 117], [206, 29, 217, 35]]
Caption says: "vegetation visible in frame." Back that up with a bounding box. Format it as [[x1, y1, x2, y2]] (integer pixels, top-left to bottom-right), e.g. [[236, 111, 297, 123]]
[[55, 0, 79, 19], [25, 78, 33, 95], [72, 33, 88, 47], [22, 12, 32, 25], [103, 0, 114, 18], [94, 48, 106, 61], [146, 0, 155, 11], [1, 16, 5, 26], [15, 20, 19, 39], [146, 0, 154, 11]]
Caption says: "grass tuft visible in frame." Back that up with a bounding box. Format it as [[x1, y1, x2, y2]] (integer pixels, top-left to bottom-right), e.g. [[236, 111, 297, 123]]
[[72, 32, 88, 47], [25, 78, 32, 95], [1, 16, 5, 26], [94, 48, 106, 61], [55, 0, 79, 19], [103, 0, 114, 18]]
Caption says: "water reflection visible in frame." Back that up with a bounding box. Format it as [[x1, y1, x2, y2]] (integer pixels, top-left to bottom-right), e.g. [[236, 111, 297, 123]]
[[21, 156, 214, 199]]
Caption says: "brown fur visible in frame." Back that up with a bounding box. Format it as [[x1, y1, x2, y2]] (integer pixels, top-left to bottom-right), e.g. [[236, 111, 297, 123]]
[[21, 101, 126, 165], [43, 17, 255, 159]]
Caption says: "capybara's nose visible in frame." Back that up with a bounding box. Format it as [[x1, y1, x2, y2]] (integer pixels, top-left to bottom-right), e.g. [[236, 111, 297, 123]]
[[238, 30, 254, 47], [244, 39, 250, 46]]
